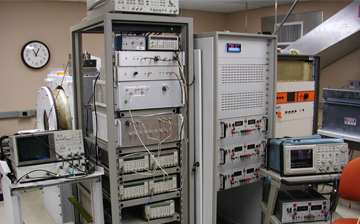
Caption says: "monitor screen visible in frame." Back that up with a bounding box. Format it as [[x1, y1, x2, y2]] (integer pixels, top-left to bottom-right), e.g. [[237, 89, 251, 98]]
[[290, 149, 313, 169], [16, 135, 51, 162]]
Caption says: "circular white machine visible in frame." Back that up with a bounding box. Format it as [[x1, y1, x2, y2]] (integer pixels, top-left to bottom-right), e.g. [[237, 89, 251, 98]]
[[36, 86, 73, 131]]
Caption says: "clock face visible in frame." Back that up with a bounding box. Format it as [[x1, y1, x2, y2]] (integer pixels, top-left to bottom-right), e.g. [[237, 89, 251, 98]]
[[21, 41, 50, 69]]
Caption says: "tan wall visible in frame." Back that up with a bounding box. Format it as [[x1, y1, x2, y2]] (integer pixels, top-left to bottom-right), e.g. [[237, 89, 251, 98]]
[[225, 1, 352, 33], [181, 9, 227, 33], [0, 2, 84, 135]]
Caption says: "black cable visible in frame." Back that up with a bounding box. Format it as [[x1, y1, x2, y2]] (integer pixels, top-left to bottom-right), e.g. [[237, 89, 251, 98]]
[[320, 168, 338, 222], [85, 71, 100, 135], [93, 73, 101, 166], [187, 75, 195, 86], [16, 169, 59, 184], [0, 135, 9, 160]]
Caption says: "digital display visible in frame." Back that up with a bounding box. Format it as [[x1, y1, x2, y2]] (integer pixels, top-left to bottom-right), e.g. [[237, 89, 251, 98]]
[[17, 135, 51, 162], [227, 43, 241, 53], [150, 36, 178, 41], [311, 205, 322, 210], [290, 149, 313, 169], [248, 119, 256, 125], [247, 144, 255, 150], [124, 182, 145, 188], [154, 177, 174, 183], [234, 171, 242, 176], [156, 152, 174, 157], [235, 121, 243, 126], [287, 92, 296, 102], [234, 146, 243, 152], [247, 168, 254, 174], [124, 156, 145, 161], [297, 206, 308, 211]]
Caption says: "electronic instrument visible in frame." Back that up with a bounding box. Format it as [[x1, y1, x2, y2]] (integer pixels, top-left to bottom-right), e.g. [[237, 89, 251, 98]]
[[267, 135, 348, 176]]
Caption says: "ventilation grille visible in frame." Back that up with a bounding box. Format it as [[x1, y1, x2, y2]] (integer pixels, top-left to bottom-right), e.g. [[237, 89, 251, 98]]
[[276, 22, 303, 45], [221, 65, 265, 85], [221, 91, 264, 111]]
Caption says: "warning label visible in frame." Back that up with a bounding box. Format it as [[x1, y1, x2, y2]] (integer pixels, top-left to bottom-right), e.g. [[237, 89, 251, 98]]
[[345, 117, 356, 126]]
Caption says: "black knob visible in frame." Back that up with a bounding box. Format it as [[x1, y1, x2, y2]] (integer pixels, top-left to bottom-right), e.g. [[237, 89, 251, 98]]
[[125, 120, 132, 126], [162, 86, 169, 91], [304, 93, 309, 99], [133, 71, 138, 75]]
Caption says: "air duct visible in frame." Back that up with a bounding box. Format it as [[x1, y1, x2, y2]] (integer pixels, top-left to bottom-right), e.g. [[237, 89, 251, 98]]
[[284, 1, 360, 69]]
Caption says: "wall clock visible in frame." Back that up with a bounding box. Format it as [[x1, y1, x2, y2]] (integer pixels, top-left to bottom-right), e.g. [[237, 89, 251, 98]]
[[21, 40, 50, 69]]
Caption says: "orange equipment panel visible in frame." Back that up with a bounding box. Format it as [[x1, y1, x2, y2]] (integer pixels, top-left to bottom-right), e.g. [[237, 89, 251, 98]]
[[297, 91, 314, 102], [276, 91, 314, 104]]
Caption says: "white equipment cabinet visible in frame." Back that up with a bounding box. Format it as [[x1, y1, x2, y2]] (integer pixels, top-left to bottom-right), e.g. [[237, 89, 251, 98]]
[[275, 55, 320, 138], [71, 14, 194, 224], [194, 32, 277, 224]]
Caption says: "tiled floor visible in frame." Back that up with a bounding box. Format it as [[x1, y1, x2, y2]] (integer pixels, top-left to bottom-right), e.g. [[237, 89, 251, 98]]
[[0, 190, 359, 224]]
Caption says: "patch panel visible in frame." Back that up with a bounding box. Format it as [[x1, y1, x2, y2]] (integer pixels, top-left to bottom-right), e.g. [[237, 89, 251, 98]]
[[94, 79, 184, 111], [115, 66, 179, 81], [94, 112, 182, 148], [116, 51, 182, 67]]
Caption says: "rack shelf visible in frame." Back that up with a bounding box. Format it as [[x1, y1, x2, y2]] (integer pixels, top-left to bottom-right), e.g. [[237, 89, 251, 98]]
[[122, 212, 181, 224], [120, 191, 180, 208]]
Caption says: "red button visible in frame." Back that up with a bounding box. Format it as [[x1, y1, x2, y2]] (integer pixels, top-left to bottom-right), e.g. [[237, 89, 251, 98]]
[[293, 204, 297, 207], [247, 129, 252, 132], [245, 120, 247, 123], [231, 129, 235, 131], [246, 154, 252, 157], [245, 178, 251, 181], [229, 124, 231, 127]]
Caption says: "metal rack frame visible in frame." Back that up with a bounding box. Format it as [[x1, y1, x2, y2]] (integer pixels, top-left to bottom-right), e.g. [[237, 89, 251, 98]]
[[260, 168, 342, 224], [71, 13, 194, 224], [0, 161, 104, 224]]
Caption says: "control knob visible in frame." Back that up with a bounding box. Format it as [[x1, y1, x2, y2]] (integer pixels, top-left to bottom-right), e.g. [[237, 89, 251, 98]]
[[340, 146, 347, 153], [66, 133, 72, 140]]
